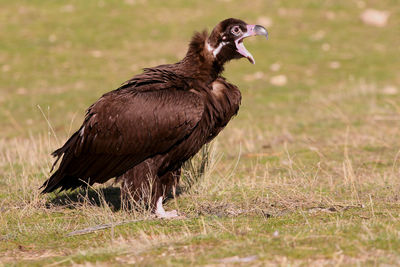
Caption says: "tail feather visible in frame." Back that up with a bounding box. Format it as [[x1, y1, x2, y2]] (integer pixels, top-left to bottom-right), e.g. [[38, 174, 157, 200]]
[[41, 132, 80, 194], [40, 170, 81, 193], [40, 127, 140, 194]]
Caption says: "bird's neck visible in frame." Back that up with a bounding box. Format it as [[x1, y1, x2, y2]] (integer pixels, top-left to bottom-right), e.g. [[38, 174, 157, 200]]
[[179, 31, 224, 83]]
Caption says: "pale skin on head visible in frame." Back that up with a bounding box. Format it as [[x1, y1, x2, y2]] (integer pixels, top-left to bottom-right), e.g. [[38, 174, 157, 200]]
[[206, 23, 268, 64]]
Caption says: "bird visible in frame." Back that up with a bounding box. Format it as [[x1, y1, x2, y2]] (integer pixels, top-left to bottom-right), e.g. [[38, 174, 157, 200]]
[[41, 18, 268, 218]]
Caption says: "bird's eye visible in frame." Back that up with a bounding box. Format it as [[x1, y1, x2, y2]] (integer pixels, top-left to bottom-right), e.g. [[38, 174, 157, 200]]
[[231, 26, 242, 36]]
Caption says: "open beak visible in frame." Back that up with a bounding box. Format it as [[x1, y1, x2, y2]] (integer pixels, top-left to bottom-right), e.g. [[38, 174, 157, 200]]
[[235, 24, 268, 64]]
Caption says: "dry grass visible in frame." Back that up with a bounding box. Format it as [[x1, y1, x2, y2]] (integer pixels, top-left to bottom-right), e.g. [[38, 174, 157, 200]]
[[2, 81, 400, 265]]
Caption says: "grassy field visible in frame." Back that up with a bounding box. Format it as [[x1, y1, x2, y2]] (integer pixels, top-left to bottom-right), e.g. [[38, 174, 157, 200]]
[[1, 0, 400, 265]]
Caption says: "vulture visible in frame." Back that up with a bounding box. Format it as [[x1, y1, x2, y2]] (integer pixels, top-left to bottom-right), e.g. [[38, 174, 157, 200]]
[[41, 18, 268, 218]]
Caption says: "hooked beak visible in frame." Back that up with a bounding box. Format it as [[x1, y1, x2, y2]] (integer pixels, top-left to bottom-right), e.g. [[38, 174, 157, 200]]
[[235, 24, 268, 64]]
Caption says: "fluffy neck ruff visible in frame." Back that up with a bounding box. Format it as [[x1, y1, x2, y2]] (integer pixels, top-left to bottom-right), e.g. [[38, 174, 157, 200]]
[[180, 31, 224, 82]]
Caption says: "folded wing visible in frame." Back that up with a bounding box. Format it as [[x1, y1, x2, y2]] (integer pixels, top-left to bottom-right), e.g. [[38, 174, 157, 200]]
[[41, 88, 204, 193]]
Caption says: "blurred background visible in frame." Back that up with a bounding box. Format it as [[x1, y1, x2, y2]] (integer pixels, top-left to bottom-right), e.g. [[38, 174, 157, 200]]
[[1, 0, 398, 141]]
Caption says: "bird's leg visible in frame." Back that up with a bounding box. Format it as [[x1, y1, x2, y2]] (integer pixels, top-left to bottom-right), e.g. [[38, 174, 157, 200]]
[[155, 196, 179, 219]]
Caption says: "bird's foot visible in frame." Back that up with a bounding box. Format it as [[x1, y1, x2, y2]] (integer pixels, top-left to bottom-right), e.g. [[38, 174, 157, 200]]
[[156, 209, 180, 219], [155, 196, 182, 219]]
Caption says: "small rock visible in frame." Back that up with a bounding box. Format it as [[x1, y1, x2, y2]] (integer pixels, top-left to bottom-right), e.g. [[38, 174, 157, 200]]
[[373, 43, 385, 52], [2, 65, 10, 72], [124, 0, 136, 5], [357, 1, 366, 8], [269, 75, 287, 86], [48, 34, 57, 43], [17, 88, 27, 95], [305, 69, 313, 76], [60, 4, 75, 13], [75, 81, 85, 89], [269, 62, 281, 72], [18, 7, 29, 14], [98, 1, 105, 7], [256, 16, 273, 28], [91, 50, 103, 58], [329, 61, 341, 69], [243, 71, 265, 81], [361, 9, 390, 27], [311, 30, 325, 41], [278, 8, 303, 17], [252, 71, 264, 79], [321, 43, 330, 51], [382, 86, 398, 95], [325, 11, 336, 20], [218, 255, 258, 263]]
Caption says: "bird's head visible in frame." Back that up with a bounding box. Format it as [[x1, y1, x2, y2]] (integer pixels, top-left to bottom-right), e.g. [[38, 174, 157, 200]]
[[207, 18, 268, 65]]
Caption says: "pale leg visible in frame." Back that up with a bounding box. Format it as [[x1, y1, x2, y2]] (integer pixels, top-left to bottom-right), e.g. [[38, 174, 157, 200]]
[[155, 196, 179, 219]]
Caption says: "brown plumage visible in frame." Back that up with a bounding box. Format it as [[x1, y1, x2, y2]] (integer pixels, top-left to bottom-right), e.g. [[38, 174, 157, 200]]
[[41, 18, 268, 211]]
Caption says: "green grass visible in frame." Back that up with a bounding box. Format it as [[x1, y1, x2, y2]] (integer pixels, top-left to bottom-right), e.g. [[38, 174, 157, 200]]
[[1, 0, 400, 265]]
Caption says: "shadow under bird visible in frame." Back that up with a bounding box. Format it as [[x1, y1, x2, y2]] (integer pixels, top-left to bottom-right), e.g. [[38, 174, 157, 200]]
[[41, 18, 268, 218]]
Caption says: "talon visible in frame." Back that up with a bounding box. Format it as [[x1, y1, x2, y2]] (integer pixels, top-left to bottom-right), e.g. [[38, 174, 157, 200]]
[[156, 210, 180, 219], [155, 197, 180, 219]]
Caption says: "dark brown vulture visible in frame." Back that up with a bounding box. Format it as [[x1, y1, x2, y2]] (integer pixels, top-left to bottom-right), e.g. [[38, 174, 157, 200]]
[[41, 18, 268, 218]]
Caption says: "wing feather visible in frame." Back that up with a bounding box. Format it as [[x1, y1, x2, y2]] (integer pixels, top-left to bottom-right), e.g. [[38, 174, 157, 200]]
[[41, 88, 204, 193]]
